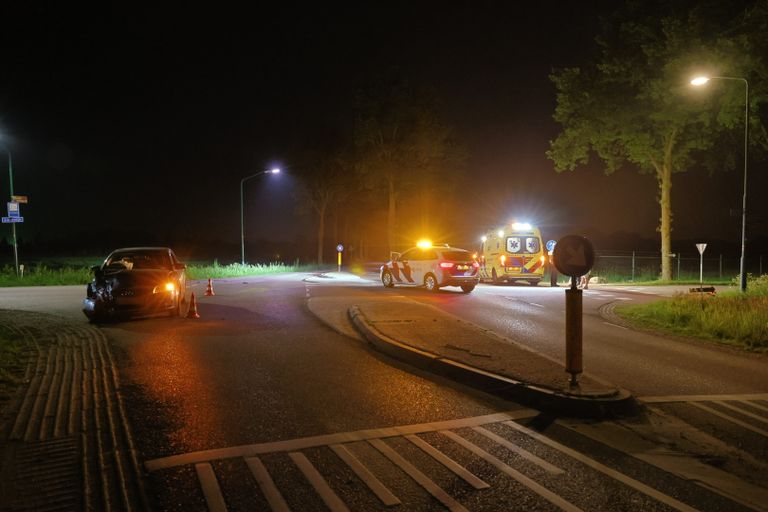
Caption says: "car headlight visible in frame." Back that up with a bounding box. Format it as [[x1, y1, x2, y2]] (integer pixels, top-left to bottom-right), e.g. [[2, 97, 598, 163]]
[[153, 282, 176, 294]]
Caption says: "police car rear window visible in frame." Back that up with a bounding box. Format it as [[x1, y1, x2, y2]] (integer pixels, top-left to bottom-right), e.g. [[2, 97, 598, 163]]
[[441, 250, 470, 261]]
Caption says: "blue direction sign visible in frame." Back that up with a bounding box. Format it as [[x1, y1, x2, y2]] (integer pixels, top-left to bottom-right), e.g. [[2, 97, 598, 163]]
[[546, 239, 557, 252], [7, 202, 20, 217], [2, 216, 24, 223]]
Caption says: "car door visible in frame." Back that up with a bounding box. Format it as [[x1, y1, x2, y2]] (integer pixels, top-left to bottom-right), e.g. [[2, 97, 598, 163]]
[[396, 249, 418, 285]]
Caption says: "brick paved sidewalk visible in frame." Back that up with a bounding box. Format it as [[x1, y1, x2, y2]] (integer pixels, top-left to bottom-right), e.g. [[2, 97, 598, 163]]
[[0, 310, 149, 512]]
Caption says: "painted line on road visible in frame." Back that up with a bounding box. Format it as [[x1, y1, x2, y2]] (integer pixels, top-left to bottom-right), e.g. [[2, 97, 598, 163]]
[[440, 430, 582, 512], [713, 401, 768, 425], [471, 426, 564, 475], [330, 444, 401, 506], [689, 402, 768, 438], [369, 438, 469, 512], [603, 322, 629, 330], [502, 421, 698, 512], [405, 434, 489, 490], [245, 457, 291, 512], [739, 400, 768, 414], [289, 452, 350, 512], [145, 410, 538, 472], [529, 302, 545, 308], [639, 393, 768, 403], [195, 463, 228, 512]]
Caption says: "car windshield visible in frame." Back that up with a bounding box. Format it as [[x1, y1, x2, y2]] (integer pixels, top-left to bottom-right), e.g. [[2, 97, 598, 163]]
[[440, 250, 470, 261], [105, 250, 171, 270]]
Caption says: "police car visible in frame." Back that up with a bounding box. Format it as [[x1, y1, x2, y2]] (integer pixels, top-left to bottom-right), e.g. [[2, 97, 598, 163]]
[[380, 241, 480, 293]]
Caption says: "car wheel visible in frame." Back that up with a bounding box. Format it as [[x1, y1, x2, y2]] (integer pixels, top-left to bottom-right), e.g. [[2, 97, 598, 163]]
[[528, 279, 540, 286], [381, 270, 395, 288], [424, 273, 439, 292], [461, 284, 475, 293]]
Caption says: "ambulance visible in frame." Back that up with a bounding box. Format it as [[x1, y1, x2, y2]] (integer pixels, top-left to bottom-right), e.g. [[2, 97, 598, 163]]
[[477, 222, 546, 285]]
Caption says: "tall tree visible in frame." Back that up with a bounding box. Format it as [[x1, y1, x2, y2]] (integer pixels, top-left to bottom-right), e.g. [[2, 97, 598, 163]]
[[294, 151, 355, 265], [354, 79, 464, 254], [547, 1, 767, 280]]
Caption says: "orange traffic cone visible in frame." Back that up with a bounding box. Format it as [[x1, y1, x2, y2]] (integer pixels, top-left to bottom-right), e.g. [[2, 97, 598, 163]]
[[204, 278, 215, 296], [186, 292, 200, 318]]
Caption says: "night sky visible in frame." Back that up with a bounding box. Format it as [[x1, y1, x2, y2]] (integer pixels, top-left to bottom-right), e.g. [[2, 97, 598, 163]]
[[0, 3, 764, 262]]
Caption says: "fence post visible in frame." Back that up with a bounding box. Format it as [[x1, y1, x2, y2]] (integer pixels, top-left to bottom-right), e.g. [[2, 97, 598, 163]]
[[631, 251, 635, 282]]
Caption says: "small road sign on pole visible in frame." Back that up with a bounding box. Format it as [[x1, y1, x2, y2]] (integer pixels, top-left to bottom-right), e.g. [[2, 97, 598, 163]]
[[696, 243, 707, 286]]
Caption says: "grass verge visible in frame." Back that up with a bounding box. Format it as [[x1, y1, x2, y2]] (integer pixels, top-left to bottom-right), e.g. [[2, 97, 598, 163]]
[[615, 275, 768, 352], [0, 260, 325, 286]]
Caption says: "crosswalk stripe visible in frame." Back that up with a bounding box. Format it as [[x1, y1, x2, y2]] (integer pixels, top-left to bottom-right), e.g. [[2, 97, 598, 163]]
[[472, 426, 564, 475], [404, 434, 490, 490], [639, 393, 768, 403], [714, 401, 768, 425], [195, 463, 228, 512], [690, 402, 768, 437], [145, 409, 538, 472], [329, 444, 400, 506], [289, 452, 350, 512], [245, 457, 291, 512], [369, 438, 469, 512], [738, 400, 768, 414], [502, 422, 698, 512], [439, 430, 583, 512], [288, 452, 349, 512]]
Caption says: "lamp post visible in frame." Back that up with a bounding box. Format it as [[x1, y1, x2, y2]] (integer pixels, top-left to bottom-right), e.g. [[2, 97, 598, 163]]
[[2, 146, 19, 276], [691, 75, 749, 292], [240, 168, 280, 265]]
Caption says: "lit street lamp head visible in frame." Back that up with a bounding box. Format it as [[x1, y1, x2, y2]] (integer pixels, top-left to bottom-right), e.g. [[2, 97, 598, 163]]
[[690, 76, 710, 86], [269, 168, 281, 174]]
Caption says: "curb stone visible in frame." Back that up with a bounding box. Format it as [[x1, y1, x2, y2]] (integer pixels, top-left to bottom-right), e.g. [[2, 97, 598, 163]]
[[348, 306, 638, 418]]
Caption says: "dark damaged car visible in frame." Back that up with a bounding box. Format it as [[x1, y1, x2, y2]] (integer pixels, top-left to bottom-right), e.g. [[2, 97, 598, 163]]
[[83, 247, 187, 322]]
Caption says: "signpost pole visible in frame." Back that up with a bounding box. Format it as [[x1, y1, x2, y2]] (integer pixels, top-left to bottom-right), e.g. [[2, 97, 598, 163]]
[[7, 152, 19, 276], [553, 235, 595, 389], [564, 277, 583, 387]]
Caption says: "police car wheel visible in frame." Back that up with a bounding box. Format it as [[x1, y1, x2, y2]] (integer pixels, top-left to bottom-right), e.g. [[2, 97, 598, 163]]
[[424, 273, 439, 292], [382, 270, 395, 288]]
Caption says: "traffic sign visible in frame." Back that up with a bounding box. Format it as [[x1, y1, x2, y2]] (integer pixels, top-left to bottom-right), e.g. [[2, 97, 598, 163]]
[[2, 216, 23, 223], [553, 235, 595, 277], [545, 239, 557, 252], [696, 243, 707, 255], [7, 202, 19, 217], [11, 195, 28, 204]]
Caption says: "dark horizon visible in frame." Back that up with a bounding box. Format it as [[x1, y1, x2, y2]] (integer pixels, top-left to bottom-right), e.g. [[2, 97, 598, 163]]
[[1, 2, 765, 265]]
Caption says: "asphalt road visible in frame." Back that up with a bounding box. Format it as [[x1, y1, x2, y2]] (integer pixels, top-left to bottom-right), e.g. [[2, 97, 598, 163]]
[[1, 274, 767, 511], [396, 281, 768, 396]]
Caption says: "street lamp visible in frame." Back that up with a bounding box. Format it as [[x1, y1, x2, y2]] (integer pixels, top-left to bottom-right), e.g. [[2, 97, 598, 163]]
[[691, 75, 749, 292], [0, 139, 19, 276], [240, 168, 280, 265]]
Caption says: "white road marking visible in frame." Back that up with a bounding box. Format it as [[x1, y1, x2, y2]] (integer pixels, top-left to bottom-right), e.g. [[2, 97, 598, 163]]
[[739, 400, 768, 414], [145, 410, 538, 471], [639, 393, 768, 403], [503, 421, 698, 512], [404, 434, 490, 489], [603, 322, 629, 330], [195, 463, 228, 512], [369, 438, 469, 512], [289, 452, 350, 512], [689, 402, 768, 437], [440, 430, 583, 512], [245, 456, 291, 512], [529, 302, 545, 308], [713, 401, 768, 426], [330, 444, 401, 506], [471, 426, 564, 475]]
